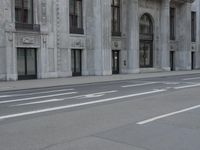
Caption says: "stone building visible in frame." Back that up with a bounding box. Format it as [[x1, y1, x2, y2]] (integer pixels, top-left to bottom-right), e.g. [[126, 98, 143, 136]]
[[0, 0, 199, 80]]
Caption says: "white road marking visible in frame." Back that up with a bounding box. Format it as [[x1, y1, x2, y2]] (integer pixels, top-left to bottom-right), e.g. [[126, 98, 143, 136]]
[[174, 83, 200, 90], [182, 77, 200, 81], [122, 82, 157, 88], [0, 89, 74, 98], [0, 89, 165, 120], [0, 92, 77, 104], [11, 90, 118, 107], [137, 104, 200, 125]]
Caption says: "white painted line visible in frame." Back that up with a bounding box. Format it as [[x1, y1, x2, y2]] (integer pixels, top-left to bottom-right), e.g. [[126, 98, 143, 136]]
[[182, 77, 200, 81], [0, 92, 77, 104], [137, 104, 200, 125], [0, 89, 74, 98], [11, 90, 117, 107], [174, 83, 200, 90], [122, 82, 157, 88], [0, 89, 165, 120]]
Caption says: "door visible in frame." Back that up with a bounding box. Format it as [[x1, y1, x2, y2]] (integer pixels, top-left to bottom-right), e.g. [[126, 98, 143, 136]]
[[112, 50, 120, 74], [71, 49, 82, 76], [191, 52, 195, 70], [139, 41, 153, 68], [17, 48, 37, 80], [170, 51, 175, 71]]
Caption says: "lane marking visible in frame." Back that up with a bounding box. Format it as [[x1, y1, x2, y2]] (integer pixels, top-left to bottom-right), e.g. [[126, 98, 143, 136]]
[[0, 89, 165, 120], [137, 104, 200, 125], [0, 92, 77, 104], [122, 82, 157, 88], [0, 89, 74, 98], [182, 77, 200, 81], [174, 83, 200, 90], [11, 91, 118, 107]]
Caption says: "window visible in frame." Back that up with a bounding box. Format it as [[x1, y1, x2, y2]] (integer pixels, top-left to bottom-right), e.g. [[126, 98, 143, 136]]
[[15, 0, 33, 24], [170, 7, 175, 40], [191, 11, 196, 42], [69, 0, 84, 34], [111, 0, 121, 36]]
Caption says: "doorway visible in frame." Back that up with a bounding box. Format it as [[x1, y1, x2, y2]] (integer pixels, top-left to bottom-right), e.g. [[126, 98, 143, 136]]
[[191, 52, 195, 70], [71, 49, 82, 76], [112, 50, 120, 74], [17, 48, 37, 80], [139, 13, 153, 68], [170, 51, 175, 71]]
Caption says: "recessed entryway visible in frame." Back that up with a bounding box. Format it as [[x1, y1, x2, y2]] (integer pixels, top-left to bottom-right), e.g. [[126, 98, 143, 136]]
[[170, 51, 175, 71], [112, 50, 120, 74], [17, 48, 37, 80], [71, 49, 82, 76], [191, 52, 196, 70], [139, 13, 153, 68]]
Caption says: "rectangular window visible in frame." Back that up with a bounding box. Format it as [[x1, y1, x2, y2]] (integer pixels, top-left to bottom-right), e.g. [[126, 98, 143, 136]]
[[170, 7, 175, 40], [191, 11, 196, 42], [15, 0, 40, 31], [15, 0, 33, 24], [69, 0, 84, 34], [112, 0, 121, 36]]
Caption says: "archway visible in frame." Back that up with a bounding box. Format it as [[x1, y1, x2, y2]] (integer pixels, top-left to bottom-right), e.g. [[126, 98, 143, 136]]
[[139, 13, 153, 68]]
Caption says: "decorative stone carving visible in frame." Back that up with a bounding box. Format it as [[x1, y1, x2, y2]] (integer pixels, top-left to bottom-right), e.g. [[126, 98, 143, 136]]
[[16, 33, 41, 47], [41, 0, 47, 25], [112, 40, 122, 50], [70, 37, 85, 49]]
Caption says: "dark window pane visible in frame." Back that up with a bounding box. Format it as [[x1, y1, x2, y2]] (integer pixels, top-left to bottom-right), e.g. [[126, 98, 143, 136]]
[[15, 0, 33, 24]]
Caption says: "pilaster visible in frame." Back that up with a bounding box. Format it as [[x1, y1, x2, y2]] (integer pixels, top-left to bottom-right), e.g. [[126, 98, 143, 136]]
[[127, 0, 139, 73], [93, 0, 112, 75], [160, 0, 170, 71], [176, 2, 192, 70]]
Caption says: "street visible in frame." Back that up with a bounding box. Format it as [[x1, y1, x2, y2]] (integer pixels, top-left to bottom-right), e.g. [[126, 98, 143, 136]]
[[1, 73, 200, 150]]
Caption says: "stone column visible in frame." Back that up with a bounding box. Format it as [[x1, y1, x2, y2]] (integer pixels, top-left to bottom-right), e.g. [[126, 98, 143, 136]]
[[127, 0, 139, 73], [93, 0, 112, 75], [4, 0, 17, 80], [160, 0, 170, 71], [56, 0, 71, 77], [176, 2, 192, 70]]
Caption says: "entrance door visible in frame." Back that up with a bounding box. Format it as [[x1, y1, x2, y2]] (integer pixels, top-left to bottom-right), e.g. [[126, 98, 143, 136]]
[[140, 41, 153, 68], [139, 13, 153, 68], [112, 50, 120, 74], [191, 52, 195, 70], [71, 49, 82, 76], [170, 51, 175, 71], [17, 48, 37, 80]]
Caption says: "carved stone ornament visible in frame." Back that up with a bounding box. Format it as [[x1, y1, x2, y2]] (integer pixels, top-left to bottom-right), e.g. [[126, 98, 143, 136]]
[[22, 37, 35, 44]]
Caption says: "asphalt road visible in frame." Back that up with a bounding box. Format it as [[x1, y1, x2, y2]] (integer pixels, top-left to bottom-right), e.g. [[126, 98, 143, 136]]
[[1, 74, 200, 150]]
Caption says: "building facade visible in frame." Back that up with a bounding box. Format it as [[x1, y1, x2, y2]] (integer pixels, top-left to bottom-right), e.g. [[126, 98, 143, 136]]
[[0, 0, 199, 80]]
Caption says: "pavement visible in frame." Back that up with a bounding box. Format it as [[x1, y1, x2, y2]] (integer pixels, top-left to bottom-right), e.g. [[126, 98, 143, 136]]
[[1, 72, 200, 150], [0, 70, 200, 91]]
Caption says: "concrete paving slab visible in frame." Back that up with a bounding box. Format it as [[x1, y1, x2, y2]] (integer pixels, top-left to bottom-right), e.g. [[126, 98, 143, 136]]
[[0, 70, 200, 91], [96, 122, 200, 150], [46, 136, 145, 150]]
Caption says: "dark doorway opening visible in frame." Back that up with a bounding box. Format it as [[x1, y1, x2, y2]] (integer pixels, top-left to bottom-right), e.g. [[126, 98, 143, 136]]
[[139, 13, 153, 68], [170, 51, 175, 71], [17, 48, 37, 80], [71, 49, 82, 76], [191, 52, 195, 70], [112, 50, 120, 74]]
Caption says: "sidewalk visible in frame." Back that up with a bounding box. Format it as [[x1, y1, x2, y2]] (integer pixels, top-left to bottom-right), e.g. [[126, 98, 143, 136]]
[[0, 70, 200, 91]]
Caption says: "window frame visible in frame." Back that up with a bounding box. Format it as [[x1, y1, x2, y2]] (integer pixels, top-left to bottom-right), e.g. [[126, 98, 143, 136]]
[[69, 0, 84, 34], [170, 7, 176, 41], [191, 11, 196, 42], [15, 0, 40, 31], [111, 0, 121, 36]]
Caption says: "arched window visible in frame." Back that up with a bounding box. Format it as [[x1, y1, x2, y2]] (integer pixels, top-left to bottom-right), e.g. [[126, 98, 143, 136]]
[[140, 14, 153, 35], [139, 14, 153, 68]]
